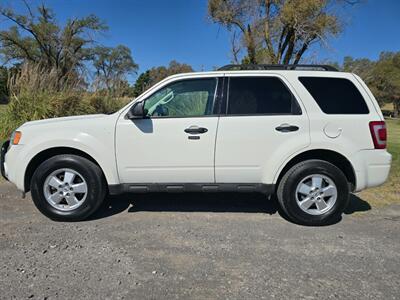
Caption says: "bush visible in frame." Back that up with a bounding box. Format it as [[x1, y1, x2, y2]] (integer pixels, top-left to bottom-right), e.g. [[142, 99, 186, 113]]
[[0, 91, 89, 140], [0, 91, 130, 140], [0, 63, 130, 140], [86, 95, 122, 114], [382, 110, 395, 118]]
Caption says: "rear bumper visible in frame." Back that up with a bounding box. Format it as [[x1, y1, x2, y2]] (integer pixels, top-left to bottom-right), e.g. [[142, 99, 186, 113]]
[[1, 140, 10, 181], [352, 150, 392, 192]]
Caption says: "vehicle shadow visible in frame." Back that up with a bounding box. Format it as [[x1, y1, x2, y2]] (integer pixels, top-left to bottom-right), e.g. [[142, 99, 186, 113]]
[[90, 192, 278, 220], [89, 192, 372, 223], [344, 193, 372, 214]]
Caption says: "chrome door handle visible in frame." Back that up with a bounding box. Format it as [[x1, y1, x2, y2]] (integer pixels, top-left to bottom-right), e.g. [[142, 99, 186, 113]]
[[184, 126, 208, 134], [275, 124, 299, 132]]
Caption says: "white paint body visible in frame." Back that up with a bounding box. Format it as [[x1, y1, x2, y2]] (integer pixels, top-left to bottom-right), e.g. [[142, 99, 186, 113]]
[[3, 70, 392, 193]]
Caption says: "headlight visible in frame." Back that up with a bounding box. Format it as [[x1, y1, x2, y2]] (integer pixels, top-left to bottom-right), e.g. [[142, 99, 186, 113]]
[[11, 131, 22, 145]]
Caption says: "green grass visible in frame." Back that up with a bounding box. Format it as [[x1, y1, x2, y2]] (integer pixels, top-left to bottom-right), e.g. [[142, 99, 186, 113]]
[[358, 118, 400, 207], [0, 105, 6, 121]]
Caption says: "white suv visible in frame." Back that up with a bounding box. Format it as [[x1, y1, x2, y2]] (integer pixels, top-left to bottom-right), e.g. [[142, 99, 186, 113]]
[[1, 65, 392, 225]]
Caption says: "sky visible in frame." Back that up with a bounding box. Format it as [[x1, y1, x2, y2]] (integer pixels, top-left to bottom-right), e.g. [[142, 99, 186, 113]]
[[0, 0, 399, 82]]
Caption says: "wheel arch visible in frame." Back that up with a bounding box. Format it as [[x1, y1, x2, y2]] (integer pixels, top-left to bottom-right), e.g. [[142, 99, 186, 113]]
[[275, 149, 356, 192], [24, 147, 108, 192]]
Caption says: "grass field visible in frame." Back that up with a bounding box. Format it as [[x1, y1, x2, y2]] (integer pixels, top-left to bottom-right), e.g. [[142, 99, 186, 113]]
[[0, 104, 399, 207]]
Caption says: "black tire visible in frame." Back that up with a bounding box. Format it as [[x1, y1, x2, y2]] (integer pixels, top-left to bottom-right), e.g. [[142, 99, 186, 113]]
[[30, 154, 106, 221], [277, 159, 349, 226]]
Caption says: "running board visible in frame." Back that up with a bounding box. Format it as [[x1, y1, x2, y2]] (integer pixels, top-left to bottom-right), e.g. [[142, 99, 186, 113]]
[[108, 183, 275, 195]]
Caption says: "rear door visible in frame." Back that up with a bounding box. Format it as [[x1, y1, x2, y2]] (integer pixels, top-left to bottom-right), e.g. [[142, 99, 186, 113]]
[[215, 74, 310, 184]]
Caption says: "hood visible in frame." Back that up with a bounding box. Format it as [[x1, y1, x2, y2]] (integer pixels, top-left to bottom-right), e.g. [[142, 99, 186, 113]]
[[20, 114, 106, 128]]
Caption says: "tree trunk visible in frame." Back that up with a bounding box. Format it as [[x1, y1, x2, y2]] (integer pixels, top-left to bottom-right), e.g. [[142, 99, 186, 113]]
[[393, 98, 400, 118], [282, 34, 296, 64], [245, 25, 257, 64]]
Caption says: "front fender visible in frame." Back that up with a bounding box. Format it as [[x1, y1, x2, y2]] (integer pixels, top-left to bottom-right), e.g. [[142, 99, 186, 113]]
[[10, 132, 119, 191]]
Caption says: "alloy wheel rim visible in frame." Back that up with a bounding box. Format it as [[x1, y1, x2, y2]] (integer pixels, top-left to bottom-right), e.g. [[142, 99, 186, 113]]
[[43, 168, 88, 211], [295, 174, 337, 216]]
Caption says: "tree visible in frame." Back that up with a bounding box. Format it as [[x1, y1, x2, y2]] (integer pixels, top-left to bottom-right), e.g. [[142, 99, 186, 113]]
[[133, 61, 194, 97], [147, 60, 194, 85], [132, 70, 151, 97], [371, 52, 400, 117], [92, 45, 138, 95], [0, 66, 8, 103], [343, 53, 400, 117], [342, 56, 375, 81], [0, 2, 107, 82], [208, 0, 357, 64]]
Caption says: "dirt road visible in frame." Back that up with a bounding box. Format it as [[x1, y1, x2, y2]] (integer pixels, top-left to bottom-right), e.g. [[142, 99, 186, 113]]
[[1, 182, 399, 299]]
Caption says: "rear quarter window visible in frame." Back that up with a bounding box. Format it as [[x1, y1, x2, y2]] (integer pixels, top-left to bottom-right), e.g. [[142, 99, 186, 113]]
[[298, 77, 369, 114]]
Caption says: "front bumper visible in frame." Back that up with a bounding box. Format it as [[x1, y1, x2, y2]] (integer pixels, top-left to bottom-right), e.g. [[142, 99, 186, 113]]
[[1, 140, 10, 181]]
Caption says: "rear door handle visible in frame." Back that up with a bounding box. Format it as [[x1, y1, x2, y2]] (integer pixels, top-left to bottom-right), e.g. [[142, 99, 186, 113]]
[[184, 126, 208, 134], [275, 124, 299, 132]]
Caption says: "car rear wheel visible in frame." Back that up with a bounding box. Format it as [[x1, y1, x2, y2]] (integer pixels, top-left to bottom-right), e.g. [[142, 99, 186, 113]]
[[277, 159, 349, 226], [30, 154, 106, 221]]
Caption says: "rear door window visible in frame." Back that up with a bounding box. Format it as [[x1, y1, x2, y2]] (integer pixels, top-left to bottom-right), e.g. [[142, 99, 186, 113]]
[[299, 77, 369, 114], [227, 77, 301, 115]]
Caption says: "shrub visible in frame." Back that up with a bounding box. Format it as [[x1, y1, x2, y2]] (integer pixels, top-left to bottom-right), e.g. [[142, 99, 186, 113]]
[[0, 91, 93, 140], [0, 63, 130, 140], [86, 94, 122, 114]]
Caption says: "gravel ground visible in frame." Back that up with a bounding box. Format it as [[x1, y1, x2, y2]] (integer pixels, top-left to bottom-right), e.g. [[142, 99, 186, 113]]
[[1, 181, 399, 300]]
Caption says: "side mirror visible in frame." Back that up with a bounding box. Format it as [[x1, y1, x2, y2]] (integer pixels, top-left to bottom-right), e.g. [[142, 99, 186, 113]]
[[127, 101, 146, 119]]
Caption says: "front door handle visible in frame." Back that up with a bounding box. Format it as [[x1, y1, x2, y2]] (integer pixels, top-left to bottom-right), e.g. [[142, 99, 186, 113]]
[[275, 124, 299, 132], [184, 126, 208, 134]]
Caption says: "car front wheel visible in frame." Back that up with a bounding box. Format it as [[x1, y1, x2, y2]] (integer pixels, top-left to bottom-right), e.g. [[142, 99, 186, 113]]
[[30, 154, 106, 221]]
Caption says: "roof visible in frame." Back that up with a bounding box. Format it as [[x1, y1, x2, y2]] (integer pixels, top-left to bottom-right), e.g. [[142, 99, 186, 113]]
[[218, 64, 338, 72]]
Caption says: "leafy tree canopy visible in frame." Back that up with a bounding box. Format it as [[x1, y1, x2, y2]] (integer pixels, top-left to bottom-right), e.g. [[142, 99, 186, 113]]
[[133, 61, 193, 97], [208, 0, 358, 64], [92, 45, 138, 95], [0, 2, 137, 93], [371, 52, 400, 117], [0, 3, 107, 76], [342, 52, 400, 117]]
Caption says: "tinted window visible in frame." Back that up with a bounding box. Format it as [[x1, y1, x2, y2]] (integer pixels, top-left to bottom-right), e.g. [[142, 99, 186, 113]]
[[144, 78, 217, 117], [227, 77, 300, 115], [299, 77, 369, 114]]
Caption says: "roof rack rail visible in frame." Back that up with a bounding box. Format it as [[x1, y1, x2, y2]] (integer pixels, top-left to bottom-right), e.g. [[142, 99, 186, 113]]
[[218, 64, 338, 72]]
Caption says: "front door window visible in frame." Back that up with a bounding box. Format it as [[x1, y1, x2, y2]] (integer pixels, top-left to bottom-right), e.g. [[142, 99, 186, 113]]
[[144, 78, 217, 117]]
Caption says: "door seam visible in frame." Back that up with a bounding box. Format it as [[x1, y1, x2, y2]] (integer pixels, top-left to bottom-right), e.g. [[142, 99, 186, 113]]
[[213, 75, 225, 183], [213, 116, 220, 183]]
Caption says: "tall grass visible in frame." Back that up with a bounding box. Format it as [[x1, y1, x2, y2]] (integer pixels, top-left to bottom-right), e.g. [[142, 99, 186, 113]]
[[7, 63, 83, 95], [0, 63, 127, 140]]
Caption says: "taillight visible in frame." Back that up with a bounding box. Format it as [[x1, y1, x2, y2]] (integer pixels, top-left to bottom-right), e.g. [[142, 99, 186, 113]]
[[369, 121, 387, 149]]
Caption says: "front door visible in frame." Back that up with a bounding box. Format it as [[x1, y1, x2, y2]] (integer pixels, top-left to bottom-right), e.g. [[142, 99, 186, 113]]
[[116, 77, 220, 183]]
